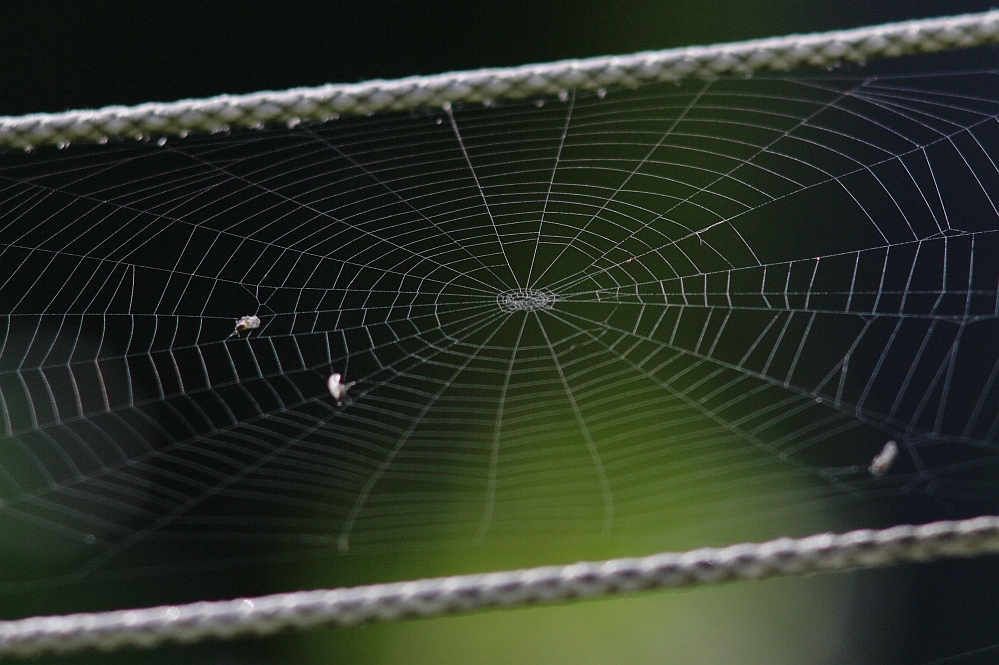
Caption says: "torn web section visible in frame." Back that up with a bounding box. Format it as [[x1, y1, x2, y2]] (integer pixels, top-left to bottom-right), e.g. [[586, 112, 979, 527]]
[[0, 48, 995, 617]]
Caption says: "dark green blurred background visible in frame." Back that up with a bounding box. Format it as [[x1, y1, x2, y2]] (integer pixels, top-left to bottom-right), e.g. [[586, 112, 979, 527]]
[[2, 2, 998, 664]]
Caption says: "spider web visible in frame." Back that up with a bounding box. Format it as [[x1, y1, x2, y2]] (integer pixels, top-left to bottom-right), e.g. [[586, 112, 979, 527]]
[[0, 55, 997, 605]]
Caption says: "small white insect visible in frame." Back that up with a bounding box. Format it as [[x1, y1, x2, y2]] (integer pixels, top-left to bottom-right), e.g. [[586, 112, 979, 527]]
[[327, 372, 356, 407], [228, 314, 261, 338], [227, 285, 265, 338], [869, 440, 898, 477]]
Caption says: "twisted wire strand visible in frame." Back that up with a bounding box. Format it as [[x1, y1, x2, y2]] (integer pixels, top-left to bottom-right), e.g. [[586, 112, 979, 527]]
[[2, 10, 998, 150], [2, 515, 998, 658]]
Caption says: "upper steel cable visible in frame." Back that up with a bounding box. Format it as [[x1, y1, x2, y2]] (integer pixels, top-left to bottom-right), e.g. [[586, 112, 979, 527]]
[[0, 11, 997, 149]]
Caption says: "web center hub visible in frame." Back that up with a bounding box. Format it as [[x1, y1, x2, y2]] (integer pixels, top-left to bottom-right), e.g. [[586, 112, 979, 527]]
[[496, 288, 558, 313]]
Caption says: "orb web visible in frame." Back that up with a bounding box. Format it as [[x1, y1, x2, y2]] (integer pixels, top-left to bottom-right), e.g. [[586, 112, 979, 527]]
[[0, 57, 997, 602]]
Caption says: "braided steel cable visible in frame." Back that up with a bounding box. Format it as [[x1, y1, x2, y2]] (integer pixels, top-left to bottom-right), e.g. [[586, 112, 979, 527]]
[[1, 515, 997, 658], [1, 10, 997, 149]]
